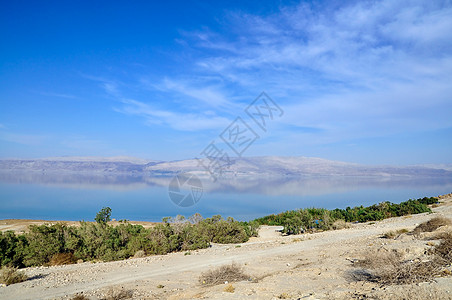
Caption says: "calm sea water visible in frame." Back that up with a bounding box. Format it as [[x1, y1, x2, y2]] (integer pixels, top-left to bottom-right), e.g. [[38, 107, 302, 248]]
[[0, 172, 451, 222]]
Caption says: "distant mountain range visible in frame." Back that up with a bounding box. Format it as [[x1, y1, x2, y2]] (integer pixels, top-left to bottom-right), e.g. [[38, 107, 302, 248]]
[[0, 156, 451, 178]]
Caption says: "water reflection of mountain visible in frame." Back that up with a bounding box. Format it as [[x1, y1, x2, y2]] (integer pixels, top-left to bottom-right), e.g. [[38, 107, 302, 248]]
[[1, 171, 451, 196], [0, 171, 152, 190]]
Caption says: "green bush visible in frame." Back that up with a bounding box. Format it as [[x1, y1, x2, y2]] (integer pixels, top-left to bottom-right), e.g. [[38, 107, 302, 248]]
[[0, 231, 27, 268], [95, 207, 112, 224], [22, 223, 78, 266], [254, 196, 435, 235]]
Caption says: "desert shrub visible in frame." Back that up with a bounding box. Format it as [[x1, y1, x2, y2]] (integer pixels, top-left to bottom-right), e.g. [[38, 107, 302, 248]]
[[382, 229, 409, 239], [332, 219, 347, 230], [353, 249, 438, 284], [146, 223, 177, 254], [212, 219, 248, 243], [417, 196, 439, 205], [22, 223, 81, 266], [49, 252, 77, 266], [125, 229, 151, 255], [354, 230, 452, 285], [413, 216, 451, 236], [370, 284, 452, 300], [240, 220, 259, 238], [255, 197, 435, 235], [355, 249, 403, 270], [199, 263, 249, 286], [133, 250, 145, 258], [195, 216, 249, 244], [180, 228, 210, 251], [383, 230, 396, 238], [95, 207, 112, 224], [0, 212, 250, 268], [70, 295, 90, 300], [74, 221, 137, 261], [433, 232, 452, 263], [0, 266, 28, 285], [100, 287, 133, 300], [282, 215, 303, 235], [0, 231, 27, 268]]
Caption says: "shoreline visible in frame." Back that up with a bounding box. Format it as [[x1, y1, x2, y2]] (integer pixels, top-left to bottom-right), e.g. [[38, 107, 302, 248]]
[[0, 219, 157, 233], [2, 193, 450, 233]]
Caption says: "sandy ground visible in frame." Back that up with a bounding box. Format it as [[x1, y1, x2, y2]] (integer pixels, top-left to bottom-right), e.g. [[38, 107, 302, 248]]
[[1, 194, 452, 300]]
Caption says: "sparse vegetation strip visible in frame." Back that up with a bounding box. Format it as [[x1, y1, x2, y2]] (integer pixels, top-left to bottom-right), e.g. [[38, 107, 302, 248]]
[[254, 196, 438, 234], [0, 211, 258, 269], [0, 196, 440, 271]]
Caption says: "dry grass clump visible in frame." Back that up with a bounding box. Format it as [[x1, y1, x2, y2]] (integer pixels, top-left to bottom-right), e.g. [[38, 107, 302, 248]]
[[389, 286, 452, 300], [433, 232, 452, 263], [413, 216, 451, 236], [100, 287, 133, 300], [49, 252, 77, 266], [199, 263, 249, 286], [71, 295, 90, 300], [0, 267, 28, 285], [332, 219, 348, 230], [369, 284, 452, 300], [353, 249, 438, 285], [133, 250, 146, 258], [354, 249, 402, 270], [223, 283, 235, 293], [353, 230, 452, 285], [382, 228, 409, 239]]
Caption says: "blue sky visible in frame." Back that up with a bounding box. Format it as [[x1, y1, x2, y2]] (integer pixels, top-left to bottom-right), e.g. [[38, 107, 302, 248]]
[[1, 0, 451, 164]]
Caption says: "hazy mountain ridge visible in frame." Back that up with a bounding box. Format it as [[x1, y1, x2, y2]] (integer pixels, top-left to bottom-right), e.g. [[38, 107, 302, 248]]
[[0, 156, 451, 178]]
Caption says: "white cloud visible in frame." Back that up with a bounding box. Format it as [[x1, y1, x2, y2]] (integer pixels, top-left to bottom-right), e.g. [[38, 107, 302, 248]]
[[194, 1, 452, 84], [95, 0, 452, 145], [145, 77, 238, 110], [174, 0, 452, 142]]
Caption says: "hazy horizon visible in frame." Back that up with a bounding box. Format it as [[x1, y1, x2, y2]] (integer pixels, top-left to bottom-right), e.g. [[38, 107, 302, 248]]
[[1, 154, 452, 168]]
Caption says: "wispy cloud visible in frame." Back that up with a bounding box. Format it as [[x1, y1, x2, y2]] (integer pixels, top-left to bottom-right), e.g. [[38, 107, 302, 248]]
[[37, 92, 78, 99], [193, 1, 452, 88], [0, 132, 48, 146], [80, 73, 122, 97], [83, 74, 233, 131], [115, 99, 230, 131], [150, 77, 237, 110]]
